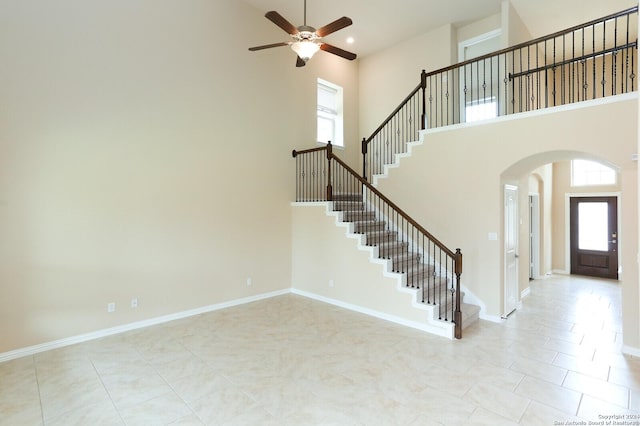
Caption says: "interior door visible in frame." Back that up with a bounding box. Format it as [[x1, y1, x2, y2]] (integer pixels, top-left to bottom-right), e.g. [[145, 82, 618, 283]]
[[570, 196, 618, 279], [504, 185, 519, 316]]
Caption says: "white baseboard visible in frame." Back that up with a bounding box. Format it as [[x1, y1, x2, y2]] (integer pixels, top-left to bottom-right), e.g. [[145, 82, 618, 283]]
[[479, 313, 505, 323], [622, 345, 640, 358], [290, 288, 454, 340], [521, 287, 531, 299], [0, 289, 290, 363]]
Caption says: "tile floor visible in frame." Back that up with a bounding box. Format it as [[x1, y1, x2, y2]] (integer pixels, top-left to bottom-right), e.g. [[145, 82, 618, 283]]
[[1, 275, 639, 425]]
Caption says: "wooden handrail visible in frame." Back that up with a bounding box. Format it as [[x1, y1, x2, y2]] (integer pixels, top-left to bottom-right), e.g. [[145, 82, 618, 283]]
[[292, 146, 328, 157], [330, 153, 457, 260], [290, 143, 459, 260], [363, 82, 423, 145]]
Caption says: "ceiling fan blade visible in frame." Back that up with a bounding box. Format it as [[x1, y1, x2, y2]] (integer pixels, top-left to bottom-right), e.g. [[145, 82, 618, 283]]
[[296, 56, 306, 67], [316, 17, 353, 37], [265, 11, 298, 35], [320, 43, 357, 61], [248, 42, 290, 51]]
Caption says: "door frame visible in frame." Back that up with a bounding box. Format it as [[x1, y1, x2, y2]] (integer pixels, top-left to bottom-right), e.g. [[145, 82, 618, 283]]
[[457, 29, 503, 123], [564, 192, 621, 278], [504, 184, 519, 317], [529, 194, 541, 279]]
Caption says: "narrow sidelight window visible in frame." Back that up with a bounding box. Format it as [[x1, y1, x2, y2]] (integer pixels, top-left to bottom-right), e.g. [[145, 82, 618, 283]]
[[317, 79, 343, 147]]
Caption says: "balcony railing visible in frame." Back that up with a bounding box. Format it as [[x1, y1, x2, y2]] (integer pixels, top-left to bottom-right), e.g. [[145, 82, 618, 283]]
[[362, 7, 638, 180]]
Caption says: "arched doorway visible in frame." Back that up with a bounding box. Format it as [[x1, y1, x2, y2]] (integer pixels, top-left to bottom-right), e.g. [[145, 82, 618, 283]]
[[501, 151, 624, 317]]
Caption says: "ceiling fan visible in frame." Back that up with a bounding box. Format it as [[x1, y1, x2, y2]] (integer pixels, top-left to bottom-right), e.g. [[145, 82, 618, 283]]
[[248, 0, 357, 67]]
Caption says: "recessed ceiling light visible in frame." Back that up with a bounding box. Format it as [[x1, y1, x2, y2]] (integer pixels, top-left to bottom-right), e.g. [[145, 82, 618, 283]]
[[346, 37, 355, 44]]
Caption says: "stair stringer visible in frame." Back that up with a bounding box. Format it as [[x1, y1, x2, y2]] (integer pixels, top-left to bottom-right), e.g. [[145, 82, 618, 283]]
[[325, 204, 456, 340], [368, 131, 488, 322], [372, 137, 424, 187]]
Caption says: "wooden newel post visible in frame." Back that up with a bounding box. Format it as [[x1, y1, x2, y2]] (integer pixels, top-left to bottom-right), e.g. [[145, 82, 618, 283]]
[[454, 248, 463, 339], [420, 69, 427, 130], [326, 141, 333, 201]]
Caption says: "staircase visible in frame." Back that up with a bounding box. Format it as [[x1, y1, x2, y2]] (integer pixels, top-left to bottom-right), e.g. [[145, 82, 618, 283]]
[[290, 7, 638, 338], [332, 193, 480, 331]]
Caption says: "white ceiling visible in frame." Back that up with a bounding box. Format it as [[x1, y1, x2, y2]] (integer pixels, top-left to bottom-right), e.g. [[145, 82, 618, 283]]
[[242, 0, 638, 58]]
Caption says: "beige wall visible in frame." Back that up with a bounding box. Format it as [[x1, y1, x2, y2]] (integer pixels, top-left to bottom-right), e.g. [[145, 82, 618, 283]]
[[0, 0, 360, 354], [291, 204, 453, 338], [457, 13, 502, 46], [358, 24, 455, 140], [502, 0, 532, 47]]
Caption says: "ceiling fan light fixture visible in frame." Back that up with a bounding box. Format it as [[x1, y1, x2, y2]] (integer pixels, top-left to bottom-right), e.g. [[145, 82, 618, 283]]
[[291, 40, 320, 62]]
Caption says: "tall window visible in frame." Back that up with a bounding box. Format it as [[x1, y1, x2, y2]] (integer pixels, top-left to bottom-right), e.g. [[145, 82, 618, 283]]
[[571, 159, 616, 186], [317, 79, 343, 147]]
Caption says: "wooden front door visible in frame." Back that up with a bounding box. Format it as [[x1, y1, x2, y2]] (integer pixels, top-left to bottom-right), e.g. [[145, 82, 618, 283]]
[[570, 196, 618, 279]]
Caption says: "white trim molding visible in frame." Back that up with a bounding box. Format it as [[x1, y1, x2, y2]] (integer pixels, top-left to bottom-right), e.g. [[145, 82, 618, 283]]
[[0, 289, 289, 363]]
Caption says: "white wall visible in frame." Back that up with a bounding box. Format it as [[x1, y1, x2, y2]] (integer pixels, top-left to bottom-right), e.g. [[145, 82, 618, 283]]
[[0, 0, 360, 354]]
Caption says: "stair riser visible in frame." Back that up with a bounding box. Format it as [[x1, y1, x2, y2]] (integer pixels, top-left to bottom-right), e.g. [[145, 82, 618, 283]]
[[365, 233, 399, 245], [353, 222, 387, 233], [332, 194, 363, 202], [333, 202, 364, 211], [377, 244, 409, 257], [342, 211, 376, 222]]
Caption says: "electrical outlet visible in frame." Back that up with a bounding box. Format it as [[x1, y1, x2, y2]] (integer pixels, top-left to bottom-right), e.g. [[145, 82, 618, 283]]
[[107, 302, 115, 313], [247, 277, 252, 286], [329, 279, 334, 287], [131, 298, 138, 308]]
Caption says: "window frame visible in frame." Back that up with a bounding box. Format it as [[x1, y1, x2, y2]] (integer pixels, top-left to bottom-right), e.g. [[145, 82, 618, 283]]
[[317, 78, 344, 147], [571, 159, 617, 187]]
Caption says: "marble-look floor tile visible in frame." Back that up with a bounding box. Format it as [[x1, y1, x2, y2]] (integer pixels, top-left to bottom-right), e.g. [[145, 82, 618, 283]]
[[553, 352, 610, 380], [0, 395, 43, 426], [563, 371, 630, 408], [188, 385, 268, 425], [101, 372, 173, 410], [510, 356, 568, 385], [1, 275, 639, 425], [118, 392, 192, 426], [515, 376, 582, 415], [45, 400, 123, 426], [465, 407, 520, 425], [578, 395, 638, 420], [463, 382, 531, 422], [519, 401, 586, 426]]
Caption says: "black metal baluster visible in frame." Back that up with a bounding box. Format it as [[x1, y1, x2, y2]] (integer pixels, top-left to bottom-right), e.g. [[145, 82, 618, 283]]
[[552, 39, 556, 106], [592, 23, 597, 99], [602, 20, 607, 98], [613, 17, 618, 95]]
